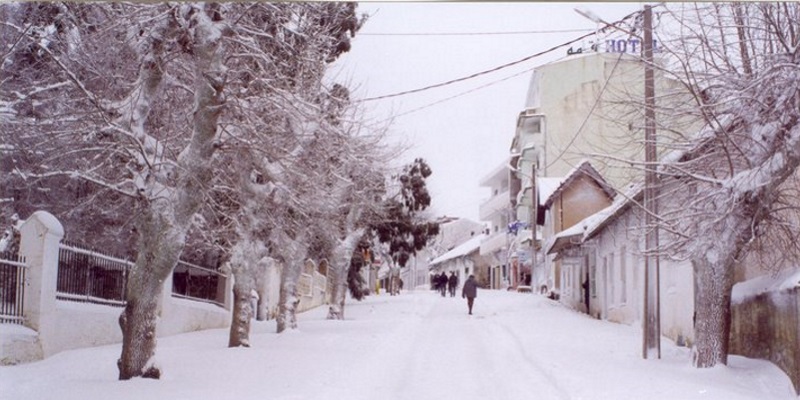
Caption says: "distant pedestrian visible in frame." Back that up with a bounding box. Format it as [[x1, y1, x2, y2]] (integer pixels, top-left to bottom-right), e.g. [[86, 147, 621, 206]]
[[461, 275, 478, 315], [439, 272, 448, 297], [447, 272, 458, 297]]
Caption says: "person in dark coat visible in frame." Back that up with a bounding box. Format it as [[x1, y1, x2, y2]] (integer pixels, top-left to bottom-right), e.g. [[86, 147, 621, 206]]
[[447, 272, 458, 297], [438, 272, 448, 297], [461, 274, 478, 315]]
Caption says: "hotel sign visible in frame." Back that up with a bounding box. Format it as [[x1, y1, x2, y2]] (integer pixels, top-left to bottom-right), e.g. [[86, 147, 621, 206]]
[[603, 38, 661, 54]]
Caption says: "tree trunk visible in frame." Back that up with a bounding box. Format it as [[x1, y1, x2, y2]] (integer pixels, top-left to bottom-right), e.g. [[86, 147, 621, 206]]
[[227, 239, 270, 346], [228, 282, 253, 347], [277, 257, 302, 332], [692, 252, 735, 368], [118, 297, 161, 379], [117, 5, 227, 379], [326, 258, 346, 320], [327, 229, 363, 320], [118, 210, 184, 380]]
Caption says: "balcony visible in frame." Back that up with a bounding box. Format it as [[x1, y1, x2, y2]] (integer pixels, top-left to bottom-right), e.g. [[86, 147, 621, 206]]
[[479, 189, 510, 221], [479, 231, 508, 256]]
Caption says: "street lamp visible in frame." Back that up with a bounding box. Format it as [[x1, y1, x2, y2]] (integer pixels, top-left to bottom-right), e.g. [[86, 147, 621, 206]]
[[576, 5, 660, 359]]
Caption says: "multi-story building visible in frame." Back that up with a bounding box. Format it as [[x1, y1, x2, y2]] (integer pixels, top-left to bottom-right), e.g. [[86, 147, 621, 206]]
[[478, 162, 513, 289], [508, 50, 669, 295]]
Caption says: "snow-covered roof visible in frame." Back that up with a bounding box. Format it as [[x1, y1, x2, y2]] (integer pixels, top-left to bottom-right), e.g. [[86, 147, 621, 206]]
[[582, 182, 643, 240], [546, 182, 643, 255], [538, 177, 565, 207], [545, 220, 586, 255], [429, 233, 487, 267], [732, 267, 800, 303], [479, 161, 510, 187]]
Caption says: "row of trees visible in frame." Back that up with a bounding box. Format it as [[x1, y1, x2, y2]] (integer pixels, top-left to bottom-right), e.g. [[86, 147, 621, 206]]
[[0, 2, 439, 380]]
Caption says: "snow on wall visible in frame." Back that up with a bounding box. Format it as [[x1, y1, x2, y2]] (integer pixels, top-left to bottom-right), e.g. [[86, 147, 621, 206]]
[[732, 267, 800, 304], [2, 295, 230, 365]]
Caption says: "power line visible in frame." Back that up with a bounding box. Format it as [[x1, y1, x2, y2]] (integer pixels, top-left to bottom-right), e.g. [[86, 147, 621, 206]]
[[355, 10, 643, 104], [355, 30, 596, 103], [383, 67, 534, 123], [359, 28, 595, 36]]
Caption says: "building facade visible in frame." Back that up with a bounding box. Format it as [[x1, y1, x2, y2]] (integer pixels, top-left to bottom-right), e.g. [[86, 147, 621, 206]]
[[400, 217, 485, 290], [478, 162, 513, 289]]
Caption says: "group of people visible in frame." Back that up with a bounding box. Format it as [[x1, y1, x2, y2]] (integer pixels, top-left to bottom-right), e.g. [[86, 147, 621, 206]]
[[433, 271, 458, 297], [432, 271, 479, 315]]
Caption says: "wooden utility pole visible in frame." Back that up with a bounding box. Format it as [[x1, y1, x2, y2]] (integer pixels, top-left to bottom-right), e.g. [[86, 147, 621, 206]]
[[531, 163, 537, 292], [642, 4, 661, 359]]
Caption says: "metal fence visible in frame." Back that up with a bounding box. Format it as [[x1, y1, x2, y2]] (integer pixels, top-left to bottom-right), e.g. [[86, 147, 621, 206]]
[[56, 242, 225, 309], [57, 242, 132, 307], [0, 251, 26, 324], [171, 260, 226, 308]]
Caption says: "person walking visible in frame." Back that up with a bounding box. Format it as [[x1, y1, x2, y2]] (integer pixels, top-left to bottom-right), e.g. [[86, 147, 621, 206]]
[[461, 274, 478, 315], [447, 272, 458, 297], [439, 272, 448, 297]]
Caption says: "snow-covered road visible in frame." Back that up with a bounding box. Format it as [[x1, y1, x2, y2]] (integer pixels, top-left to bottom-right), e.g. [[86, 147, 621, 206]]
[[361, 292, 567, 400], [1, 290, 797, 400]]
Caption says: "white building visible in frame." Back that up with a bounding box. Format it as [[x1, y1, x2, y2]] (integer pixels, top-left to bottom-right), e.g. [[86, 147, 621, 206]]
[[478, 162, 513, 289], [428, 233, 490, 291], [401, 217, 484, 290]]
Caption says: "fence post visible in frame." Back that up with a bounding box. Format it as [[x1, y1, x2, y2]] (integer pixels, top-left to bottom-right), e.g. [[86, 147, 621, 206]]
[[19, 211, 64, 356]]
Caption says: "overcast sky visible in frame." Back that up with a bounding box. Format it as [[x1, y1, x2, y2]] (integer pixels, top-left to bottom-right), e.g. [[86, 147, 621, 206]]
[[331, 2, 643, 223]]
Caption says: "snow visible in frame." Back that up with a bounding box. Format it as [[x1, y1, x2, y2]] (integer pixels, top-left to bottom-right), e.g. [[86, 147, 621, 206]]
[[732, 267, 800, 304], [538, 177, 566, 207], [428, 233, 486, 266], [2, 290, 797, 400]]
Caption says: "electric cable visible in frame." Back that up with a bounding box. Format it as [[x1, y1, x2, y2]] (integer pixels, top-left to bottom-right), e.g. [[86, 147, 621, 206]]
[[359, 28, 595, 36], [355, 8, 644, 104], [380, 67, 535, 123]]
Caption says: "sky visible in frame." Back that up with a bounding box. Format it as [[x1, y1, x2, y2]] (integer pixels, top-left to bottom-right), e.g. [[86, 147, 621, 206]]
[[2, 290, 797, 400], [331, 2, 645, 222]]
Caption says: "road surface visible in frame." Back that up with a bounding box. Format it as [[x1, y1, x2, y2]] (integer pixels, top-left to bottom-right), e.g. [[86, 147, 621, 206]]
[[2, 289, 795, 400]]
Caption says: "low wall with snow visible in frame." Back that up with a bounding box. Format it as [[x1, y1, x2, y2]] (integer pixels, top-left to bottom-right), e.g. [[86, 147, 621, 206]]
[[0, 211, 232, 365], [296, 260, 328, 314], [730, 275, 799, 395], [2, 211, 332, 365]]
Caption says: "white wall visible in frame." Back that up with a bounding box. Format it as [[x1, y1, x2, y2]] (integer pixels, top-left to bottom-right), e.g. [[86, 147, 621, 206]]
[[3, 212, 334, 365], [568, 203, 695, 345], [3, 212, 232, 364]]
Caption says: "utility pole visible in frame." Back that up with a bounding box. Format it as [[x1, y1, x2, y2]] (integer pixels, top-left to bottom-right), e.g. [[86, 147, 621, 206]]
[[530, 163, 537, 292], [575, 4, 661, 359], [642, 4, 661, 359]]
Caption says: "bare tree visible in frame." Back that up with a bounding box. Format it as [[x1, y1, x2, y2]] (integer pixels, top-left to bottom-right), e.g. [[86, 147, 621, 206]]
[[0, 1, 370, 375], [0, 2, 232, 379], [198, 2, 368, 337], [651, 2, 800, 368]]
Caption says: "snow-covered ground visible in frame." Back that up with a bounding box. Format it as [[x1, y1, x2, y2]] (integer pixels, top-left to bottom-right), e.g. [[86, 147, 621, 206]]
[[1, 290, 797, 400]]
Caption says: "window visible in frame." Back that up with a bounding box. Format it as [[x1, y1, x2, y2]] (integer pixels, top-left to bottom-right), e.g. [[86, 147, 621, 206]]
[[589, 252, 597, 298], [608, 253, 615, 305], [620, 246, 627, 304]]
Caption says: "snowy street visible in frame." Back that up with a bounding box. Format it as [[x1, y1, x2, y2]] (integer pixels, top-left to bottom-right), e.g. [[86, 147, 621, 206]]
[[2, 290, 797, 400]]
